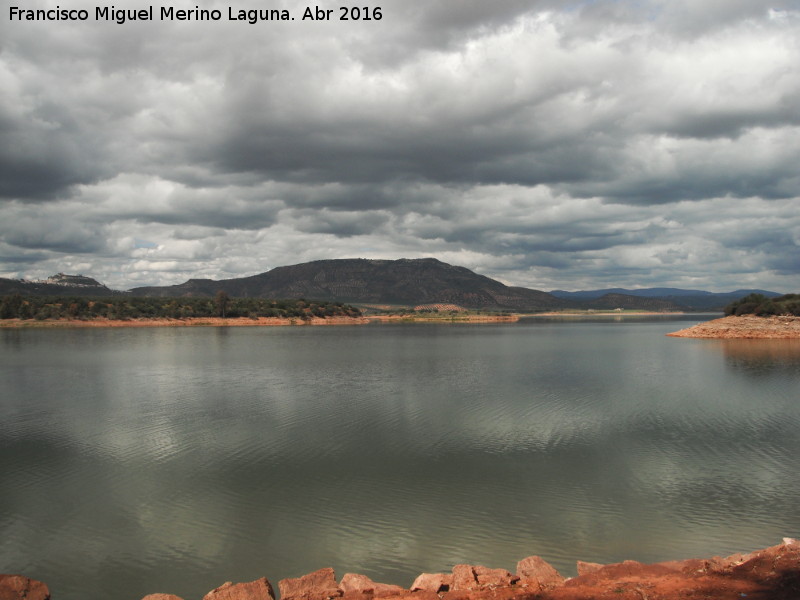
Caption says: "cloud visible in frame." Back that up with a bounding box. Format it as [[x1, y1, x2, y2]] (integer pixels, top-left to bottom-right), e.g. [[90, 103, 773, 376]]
[[1, 0, 798, 292]]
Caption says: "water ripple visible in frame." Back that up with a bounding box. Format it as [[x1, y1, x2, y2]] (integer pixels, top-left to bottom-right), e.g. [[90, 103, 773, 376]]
[[2, 323, 800, 600]]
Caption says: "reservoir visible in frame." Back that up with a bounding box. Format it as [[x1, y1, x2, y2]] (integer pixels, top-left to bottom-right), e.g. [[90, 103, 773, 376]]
[[1, 316, 799, 600]]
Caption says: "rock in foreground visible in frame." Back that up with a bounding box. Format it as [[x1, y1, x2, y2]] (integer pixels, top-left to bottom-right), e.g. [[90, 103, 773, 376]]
[[0, 575, 50, 600], [4, 539, 800, 599]]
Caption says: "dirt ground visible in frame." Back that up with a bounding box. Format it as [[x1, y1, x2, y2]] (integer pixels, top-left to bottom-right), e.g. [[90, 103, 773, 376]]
[[667, 315, 800, 339]]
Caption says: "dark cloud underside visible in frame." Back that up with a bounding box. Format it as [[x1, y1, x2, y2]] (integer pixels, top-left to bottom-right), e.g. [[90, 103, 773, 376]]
[[0, 0, 798, 291]]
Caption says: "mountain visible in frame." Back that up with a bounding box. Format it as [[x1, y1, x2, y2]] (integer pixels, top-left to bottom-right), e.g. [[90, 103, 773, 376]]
[[551, 287, 707, 299], [551, 287, 782, 311], [577, 293, 682, 311], [4, 262, 779, 313], [0, 273, 119, 297], [130, 258, 568, 311]]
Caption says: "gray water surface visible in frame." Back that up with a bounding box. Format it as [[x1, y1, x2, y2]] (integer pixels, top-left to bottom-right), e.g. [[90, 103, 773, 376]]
[[1, 316, 799, 600]]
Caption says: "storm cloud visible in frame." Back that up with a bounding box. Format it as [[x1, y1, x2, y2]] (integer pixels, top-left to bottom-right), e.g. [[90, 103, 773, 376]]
[[1, 0, 798, 291]]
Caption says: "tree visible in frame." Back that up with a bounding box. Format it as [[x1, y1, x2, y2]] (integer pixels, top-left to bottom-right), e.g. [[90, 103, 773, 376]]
[[0, 294, 24, 319], [215, 290, 230, 318]]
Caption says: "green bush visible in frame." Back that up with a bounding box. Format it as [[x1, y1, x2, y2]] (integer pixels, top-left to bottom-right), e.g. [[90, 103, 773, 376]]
[[0, 294, 362, 320], [725, 293, 800, 317]]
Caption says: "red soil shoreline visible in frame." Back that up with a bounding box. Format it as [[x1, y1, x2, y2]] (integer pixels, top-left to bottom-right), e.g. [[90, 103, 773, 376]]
[[364, 314, 520, 323], [3, 539, 799, 600], [667, 315, 800, 339], [532, 311, 684, 317], [0, 314, 523, 328], [0, 316, 369, 328]]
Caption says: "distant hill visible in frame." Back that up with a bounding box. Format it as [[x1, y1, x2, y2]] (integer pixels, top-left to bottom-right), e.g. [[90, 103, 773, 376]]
[[551, 287, 782, 311], [129, 258, 568, 311], [0, 273, 119, 297], [577, 293, 682, 312], [3, 262, 780, 313]]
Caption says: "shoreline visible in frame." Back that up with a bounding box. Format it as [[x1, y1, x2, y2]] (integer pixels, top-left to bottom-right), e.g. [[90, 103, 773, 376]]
[[529, 310, 687, 317], [364, 313, 520, 323], [3, 538, 798, 600], [0, 313, 526, 329], [0, 316, 370, 328], [8, 313, 799, 334], [667, 315, 800, 339]]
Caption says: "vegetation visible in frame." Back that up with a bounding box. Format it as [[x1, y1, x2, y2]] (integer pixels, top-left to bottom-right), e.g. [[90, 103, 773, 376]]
[[0, 294, 362, 321], [724, 293, 800, 317]]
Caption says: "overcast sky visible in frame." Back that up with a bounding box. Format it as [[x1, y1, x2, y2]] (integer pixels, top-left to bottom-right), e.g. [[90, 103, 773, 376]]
[[1, 0, 799, 292]]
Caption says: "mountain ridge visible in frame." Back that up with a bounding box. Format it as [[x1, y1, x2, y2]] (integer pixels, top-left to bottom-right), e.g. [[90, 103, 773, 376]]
[[550, 287, 782, 299], [550, 287, 783, 311], [2, 258, 783, 312], [0, 273, 119, 297]]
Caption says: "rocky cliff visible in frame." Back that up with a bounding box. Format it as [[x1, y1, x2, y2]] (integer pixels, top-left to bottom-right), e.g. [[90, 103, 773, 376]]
[[4, 539, 799, 600], [0, 274, 118, 297]]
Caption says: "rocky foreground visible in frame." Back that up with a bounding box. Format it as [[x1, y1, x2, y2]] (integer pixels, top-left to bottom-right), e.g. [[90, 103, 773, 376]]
[[667, 315, 800, 338], [3, 539, 800, 600]]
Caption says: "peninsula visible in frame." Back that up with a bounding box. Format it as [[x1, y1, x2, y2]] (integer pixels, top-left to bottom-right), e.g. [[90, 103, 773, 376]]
[[668, 314, 800, 339], [667, 292, 800, 338]]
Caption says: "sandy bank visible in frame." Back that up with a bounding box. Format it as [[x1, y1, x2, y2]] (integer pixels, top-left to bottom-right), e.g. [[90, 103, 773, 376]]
[[0, 314, 520, 328], [4, 538, 799, 600], [0, 316, 369, 329], [532, 311, 684, 317], [365, 314, 519, 323], [667, 315, 800, 338]]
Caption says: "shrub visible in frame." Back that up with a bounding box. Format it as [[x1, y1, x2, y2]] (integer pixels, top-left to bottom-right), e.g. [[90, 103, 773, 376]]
[[725, 293, 800, 317]]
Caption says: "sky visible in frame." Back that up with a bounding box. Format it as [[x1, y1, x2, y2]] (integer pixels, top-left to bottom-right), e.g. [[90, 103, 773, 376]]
[[1, 0, 799, 293]]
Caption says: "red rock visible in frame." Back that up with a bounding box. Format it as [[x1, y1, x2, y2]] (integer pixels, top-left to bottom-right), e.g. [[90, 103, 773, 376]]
[[339, 592, 372, 600], [489, 589, 537, 600], [730, 538, 800, 577], [564, 559, 676, 586], [473, 566, 518, 589], [339, 573, 404, 597], [0, 575, 50, 600], [515, 556, 564, 591], [410, 573, 453, 593], [449, 565, 518, 592], [203, 577, 275, 600], [399, 592, 439, 600], [279, 568, 342, 600], [451, 565, 479, 591], [440, 591, 480, 600], [442, 588, 536, 600], [575, 561, 602, 576], [653, 558, 710, 575], [141, 595, 185, 600]]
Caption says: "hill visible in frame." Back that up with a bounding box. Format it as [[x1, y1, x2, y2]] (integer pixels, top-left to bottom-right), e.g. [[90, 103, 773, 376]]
[[551, 287, 782, 311], [576, 293, 681, 312], [6, 260, 771, 313], [0, 273, 119, 297], [129, 258, 568, 311]]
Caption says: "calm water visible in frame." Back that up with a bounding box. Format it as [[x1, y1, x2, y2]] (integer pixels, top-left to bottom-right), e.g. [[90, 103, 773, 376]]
[[1, 316, 799, 600]]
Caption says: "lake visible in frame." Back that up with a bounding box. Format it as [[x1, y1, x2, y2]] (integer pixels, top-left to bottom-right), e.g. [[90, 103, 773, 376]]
[[1, 316, 799, 600]]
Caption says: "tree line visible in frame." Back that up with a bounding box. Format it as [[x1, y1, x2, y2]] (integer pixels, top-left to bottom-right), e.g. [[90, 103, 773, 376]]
[[724, 293, 800, 317], [0, 293, 362, 321]]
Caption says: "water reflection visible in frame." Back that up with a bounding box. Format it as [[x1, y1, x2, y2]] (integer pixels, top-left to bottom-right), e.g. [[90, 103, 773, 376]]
[[1, 320, 799, 600], [712, 339, 800, 376]]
